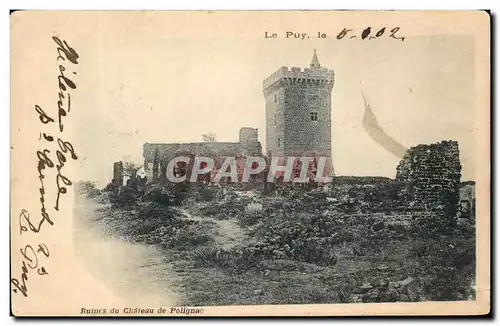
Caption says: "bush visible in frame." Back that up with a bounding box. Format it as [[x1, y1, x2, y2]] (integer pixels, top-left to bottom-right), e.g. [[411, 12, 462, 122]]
[[143, 182, 190, 206], [75, 180, 101, 198], [193, 187, 216, 202], [131, 205, 215, 250], [171, 183, 191, 205], [134, 217, 166, 235], [191, 246, 261, 273], [168, 227, 214, 249], [243, 213, 346, 265], [138, 202, 177, 219], [197, 200, 247, 220], [143, 186, 171, 206], [109, 186, 139, 208], [238, 210, 266, 227]]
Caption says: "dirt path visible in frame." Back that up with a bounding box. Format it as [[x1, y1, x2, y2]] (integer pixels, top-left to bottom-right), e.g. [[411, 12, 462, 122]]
[[180, 209, 246, 250], [73, 195, 180, 307]]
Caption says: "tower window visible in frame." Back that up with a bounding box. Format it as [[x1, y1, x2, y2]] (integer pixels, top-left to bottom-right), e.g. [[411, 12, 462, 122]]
[[274, 94, 278, 103], [274, 113, 277, 126], [277, 136, 281, 148], [310, 111, 318, 121]]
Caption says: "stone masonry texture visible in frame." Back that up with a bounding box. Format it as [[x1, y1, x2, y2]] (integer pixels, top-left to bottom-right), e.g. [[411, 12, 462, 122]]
[[396, 140, 462, 217]]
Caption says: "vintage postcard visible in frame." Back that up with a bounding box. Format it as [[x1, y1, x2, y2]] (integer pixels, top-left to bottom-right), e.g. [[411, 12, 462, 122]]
[[10, 10, 490, 316]]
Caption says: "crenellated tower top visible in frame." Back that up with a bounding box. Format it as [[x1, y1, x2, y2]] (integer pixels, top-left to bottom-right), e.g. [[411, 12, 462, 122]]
[[263, 50, 334, 95]]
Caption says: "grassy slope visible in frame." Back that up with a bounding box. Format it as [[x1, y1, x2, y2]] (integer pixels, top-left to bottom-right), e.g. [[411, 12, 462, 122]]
[[89, 184, 476, 307]]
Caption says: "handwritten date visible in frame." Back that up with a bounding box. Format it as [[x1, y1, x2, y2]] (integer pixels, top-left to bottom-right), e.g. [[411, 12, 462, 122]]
[[334, 27, 405, 41]]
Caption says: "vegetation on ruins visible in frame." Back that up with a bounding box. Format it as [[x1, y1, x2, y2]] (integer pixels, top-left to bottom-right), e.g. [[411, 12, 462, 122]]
[[77, 166, 475, 305]]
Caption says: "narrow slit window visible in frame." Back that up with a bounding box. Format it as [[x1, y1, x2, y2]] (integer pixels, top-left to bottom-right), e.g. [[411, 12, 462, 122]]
[[310, 111, 318, 121]]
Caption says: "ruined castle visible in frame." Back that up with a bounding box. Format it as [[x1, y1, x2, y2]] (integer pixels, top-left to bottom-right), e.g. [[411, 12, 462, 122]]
[[143, 127, 262, 179], [143, 50, 335, 180], [263, 50, 334, 170], [396, 140, 463, 217]]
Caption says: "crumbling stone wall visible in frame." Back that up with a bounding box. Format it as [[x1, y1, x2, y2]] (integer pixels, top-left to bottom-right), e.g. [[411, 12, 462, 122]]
[[459, 181, 476, 219], [396, 140, 462, 218], [113, 161, 124, 187]]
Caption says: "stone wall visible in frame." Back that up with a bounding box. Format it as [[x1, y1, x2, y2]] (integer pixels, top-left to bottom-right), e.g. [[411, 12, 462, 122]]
[[459, 181, 476, 219], [396, 140, 462, 217], [113, 161, 124, 187], [143, 127, 262, 180], [283, 84, 332, 159], [239, 127, 262, 156]]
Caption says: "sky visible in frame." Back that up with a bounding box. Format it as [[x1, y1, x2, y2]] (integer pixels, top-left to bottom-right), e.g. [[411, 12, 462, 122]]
[[47, 12, 478, 187]]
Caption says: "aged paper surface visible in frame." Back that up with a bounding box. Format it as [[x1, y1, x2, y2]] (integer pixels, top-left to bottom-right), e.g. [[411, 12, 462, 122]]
[[10, 10, 490, 316]]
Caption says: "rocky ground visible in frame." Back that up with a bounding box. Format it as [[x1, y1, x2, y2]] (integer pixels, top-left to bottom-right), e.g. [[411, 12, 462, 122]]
[[74, 181, 476, 306]]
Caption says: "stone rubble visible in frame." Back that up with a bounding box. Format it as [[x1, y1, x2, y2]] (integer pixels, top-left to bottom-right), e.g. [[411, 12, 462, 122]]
[[396, 140, 461, 218]]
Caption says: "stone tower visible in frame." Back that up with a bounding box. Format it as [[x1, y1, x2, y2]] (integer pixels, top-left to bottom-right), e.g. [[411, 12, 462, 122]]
[[238, 127, 262, 156], [263, 50, 335, 174]]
